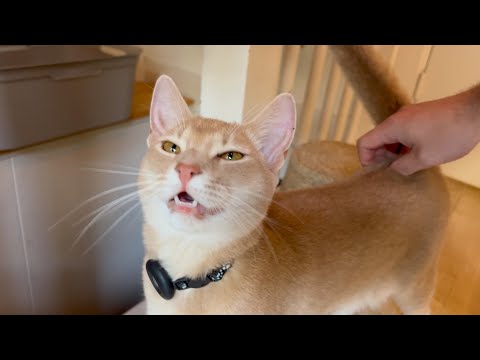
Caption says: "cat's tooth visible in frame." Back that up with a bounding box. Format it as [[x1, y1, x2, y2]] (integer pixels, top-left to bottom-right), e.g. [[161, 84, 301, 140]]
[[184, 201, 195, 208], [174, 195, 197, 208]]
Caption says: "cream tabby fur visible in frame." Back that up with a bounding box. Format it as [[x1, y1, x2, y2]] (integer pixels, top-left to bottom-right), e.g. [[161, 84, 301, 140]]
[[138, 46, 449, 315]]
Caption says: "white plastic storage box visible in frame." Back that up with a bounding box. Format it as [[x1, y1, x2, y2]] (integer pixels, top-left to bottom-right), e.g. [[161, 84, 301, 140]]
[[0, 45, 141, 151]]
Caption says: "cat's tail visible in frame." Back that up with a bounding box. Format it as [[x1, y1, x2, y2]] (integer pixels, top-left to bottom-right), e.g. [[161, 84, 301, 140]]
[[329, 45, 410, 125]]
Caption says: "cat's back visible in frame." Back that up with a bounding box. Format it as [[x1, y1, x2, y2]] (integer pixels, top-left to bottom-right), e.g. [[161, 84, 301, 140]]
[[269, 167, 447, 271], [260, 167, 449, 314], [271, 166, 449, 249]]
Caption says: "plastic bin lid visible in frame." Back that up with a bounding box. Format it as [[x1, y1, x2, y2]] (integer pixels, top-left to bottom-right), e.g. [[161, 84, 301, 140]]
[[0, 45, 141, 71]]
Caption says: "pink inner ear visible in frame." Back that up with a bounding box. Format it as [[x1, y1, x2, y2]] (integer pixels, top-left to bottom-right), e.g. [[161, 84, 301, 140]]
[[149, 75, 192, 136], [262, 125, 294, 164], [150, 96, 171, 134], [252, 94, 296, 171]]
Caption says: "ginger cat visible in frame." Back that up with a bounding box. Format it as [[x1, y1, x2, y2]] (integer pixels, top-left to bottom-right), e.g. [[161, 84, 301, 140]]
[[138, 46, 449, 315]]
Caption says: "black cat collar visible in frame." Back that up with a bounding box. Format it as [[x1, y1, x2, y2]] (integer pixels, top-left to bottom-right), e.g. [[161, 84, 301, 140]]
[[146, 259, 232, 300]]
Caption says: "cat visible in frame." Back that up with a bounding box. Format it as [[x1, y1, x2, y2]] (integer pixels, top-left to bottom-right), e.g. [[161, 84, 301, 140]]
[[138, 46, 450, 315]]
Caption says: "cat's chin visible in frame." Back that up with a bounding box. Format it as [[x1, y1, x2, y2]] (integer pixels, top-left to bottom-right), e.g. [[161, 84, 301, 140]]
[[166, 210, 231, 235]]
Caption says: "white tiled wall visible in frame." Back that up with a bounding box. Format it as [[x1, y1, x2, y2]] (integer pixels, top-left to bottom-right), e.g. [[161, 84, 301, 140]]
[[0, 118, 151, 314]]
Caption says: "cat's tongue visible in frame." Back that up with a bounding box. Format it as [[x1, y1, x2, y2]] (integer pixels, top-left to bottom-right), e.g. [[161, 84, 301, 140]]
[[178, 192, 194, 202]]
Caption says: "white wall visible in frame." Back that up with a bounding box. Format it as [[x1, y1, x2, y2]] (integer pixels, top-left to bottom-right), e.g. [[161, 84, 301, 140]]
[[134, 45, 204, 111], [200, 46, 250, 122], [200, 45, 283, 123]]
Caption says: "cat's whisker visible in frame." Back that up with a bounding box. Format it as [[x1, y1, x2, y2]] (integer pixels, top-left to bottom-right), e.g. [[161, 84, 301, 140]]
[[88, 163, 156, 175], [220, 196, 279, 263], [72, 190, 141, 227], [78, 183, 177, 226], [71, 182, 176, 226], [218, 190, 294, 233], [80, 167, 159, 178], [49, 180, 154, 231], [199, 188, 281, 264], [80, 183, 175, 256], [81, 201, 143, 256], [205, 193, 278, 255], [258, 230, 279, 264], [68, 182, 160, 253], [75, 183, 176, 228], [210, 184, 304, 228], [201, 188, 266, 223], [220, 185, 304, 224]]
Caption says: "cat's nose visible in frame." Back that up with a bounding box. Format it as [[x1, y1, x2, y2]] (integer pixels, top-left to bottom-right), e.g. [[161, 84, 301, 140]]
[[175, 163, 202, 187]]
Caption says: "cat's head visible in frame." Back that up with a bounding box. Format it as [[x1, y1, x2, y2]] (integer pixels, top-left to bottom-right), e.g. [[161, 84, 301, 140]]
[[139, 75, 296, 243]]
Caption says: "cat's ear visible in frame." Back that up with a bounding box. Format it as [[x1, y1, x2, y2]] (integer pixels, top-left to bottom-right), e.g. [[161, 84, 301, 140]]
[[246, 93, 296, 173], [149, 75, 191, 139]]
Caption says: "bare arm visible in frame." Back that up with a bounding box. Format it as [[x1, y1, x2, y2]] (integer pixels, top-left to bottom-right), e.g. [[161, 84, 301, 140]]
[[357, 83, 480, 175]]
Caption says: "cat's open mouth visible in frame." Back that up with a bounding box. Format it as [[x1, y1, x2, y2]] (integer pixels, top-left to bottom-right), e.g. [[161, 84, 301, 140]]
[[174, 192, 197, 208], [168, 192, 223, 218]]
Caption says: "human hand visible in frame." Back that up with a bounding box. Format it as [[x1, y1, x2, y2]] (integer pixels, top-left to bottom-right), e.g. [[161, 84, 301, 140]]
[[357, 89, 480, 175]]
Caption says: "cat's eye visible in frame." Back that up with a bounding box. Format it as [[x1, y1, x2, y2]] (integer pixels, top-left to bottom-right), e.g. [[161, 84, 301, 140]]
[[219, 151, 244, 161], [162, 141, 181, 154]]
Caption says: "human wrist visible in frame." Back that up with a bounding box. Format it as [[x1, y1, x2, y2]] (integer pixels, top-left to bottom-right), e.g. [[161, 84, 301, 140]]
[[459, 84, 480, 143]]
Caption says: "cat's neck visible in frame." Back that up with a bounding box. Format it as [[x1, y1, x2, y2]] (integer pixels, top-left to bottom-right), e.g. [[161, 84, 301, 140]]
[[143, 222, 262, 281]]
